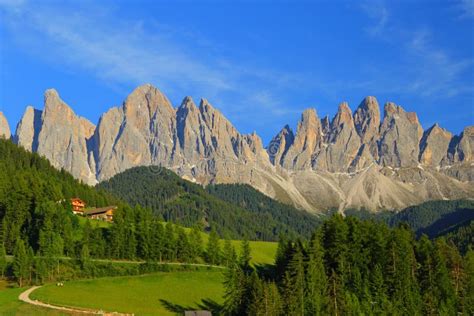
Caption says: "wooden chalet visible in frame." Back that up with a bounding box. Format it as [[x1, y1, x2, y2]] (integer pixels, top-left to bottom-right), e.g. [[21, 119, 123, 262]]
[[71, 198, 86, 214], [84, 206, 118, 222]]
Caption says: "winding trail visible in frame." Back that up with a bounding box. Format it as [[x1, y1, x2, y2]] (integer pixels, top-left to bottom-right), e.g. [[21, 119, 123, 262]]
[[18, 262, 225, 315], [19, 286, 128, 315]]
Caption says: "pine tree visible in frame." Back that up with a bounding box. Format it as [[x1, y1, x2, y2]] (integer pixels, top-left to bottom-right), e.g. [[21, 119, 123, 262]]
[[206, 228, 221, 265], [13, 239, 29, 287], [282, 244, 305, 315], [223, 260, 245, 315], [0, 242, 6, 278], [306, 232, 327, 315], [151, 219, 164, 262], [176, 226, 191, 262], [164, 222, 176, 261], [189, 225, 203, 262], [327, 269, 345, 316], [222, 238, 237, 267], [463, 248, 474, 315], [80, 244, 91, 274], [240, 238, 252, 272], [246, 270, 264, 315]]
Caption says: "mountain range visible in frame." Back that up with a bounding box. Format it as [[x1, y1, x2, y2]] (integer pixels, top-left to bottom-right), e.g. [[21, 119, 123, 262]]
[[0, 84, 472, 213]]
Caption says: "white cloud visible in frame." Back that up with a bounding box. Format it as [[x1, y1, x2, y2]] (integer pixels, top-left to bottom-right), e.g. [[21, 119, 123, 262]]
[[0, 2, 234, 98], [360, 0, 389, 36], [360, 2, 473, 99]]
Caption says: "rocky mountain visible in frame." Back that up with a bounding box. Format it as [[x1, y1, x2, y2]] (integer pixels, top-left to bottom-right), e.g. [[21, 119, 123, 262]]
[[0, 112, 11, 139], [6, 84, 474, 213]]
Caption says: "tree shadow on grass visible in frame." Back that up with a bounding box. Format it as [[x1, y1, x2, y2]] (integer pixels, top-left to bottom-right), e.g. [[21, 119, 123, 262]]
[[160, 298, 222, 315]]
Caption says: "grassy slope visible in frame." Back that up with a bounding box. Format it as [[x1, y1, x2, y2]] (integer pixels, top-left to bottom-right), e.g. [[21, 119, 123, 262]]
[[0, 281, 68, 315], [31, 270, 224, 315], [231, 240, 276, 266]]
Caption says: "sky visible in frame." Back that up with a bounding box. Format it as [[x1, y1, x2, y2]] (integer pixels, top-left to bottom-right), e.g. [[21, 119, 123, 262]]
[[0, 0, 473, 144]]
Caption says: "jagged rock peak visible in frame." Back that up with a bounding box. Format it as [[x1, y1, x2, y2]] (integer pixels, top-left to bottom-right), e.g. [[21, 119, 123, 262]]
[[43, 88, 74, 117], [179, 96, 196, 108], [0, 111, 11, 139], [125, 83, 173, 112], [267, 124, 295, 165], [301, 108, 319, 123], [384, 102, 399, 116], [332, 102, 353, 126], [354, 96, 381, 148], [451, 126, 474, 163], [419, 123, 452, 166], [379, 101, 423, 167], [355, 96, 380, 117], [14, 106, 43, 151]]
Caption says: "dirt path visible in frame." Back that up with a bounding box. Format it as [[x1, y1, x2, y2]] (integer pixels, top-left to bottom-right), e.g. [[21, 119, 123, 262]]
[[18, 286, 133, 315]]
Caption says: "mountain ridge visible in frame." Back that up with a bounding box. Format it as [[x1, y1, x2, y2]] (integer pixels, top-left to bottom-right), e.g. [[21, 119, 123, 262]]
[[2, 84, 473, 213]]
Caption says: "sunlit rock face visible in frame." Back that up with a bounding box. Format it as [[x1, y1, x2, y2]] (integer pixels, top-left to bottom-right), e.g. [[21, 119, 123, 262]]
[[0, 112, 10, 139], [9, 84, 474, 213]]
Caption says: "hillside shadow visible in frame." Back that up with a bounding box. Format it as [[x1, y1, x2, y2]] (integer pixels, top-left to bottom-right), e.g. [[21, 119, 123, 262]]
[[160, 298, 222, 315], [418, 208, 474, 238]]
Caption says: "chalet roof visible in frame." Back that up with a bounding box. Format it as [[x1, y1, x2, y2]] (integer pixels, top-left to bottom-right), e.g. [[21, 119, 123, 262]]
[[84, 206, 117, 215]]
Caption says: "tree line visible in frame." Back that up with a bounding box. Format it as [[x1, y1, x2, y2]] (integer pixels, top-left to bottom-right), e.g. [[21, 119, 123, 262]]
[[98, 166, 321, 240], [222, 215, 474, 315], [0, 202, 242, 286]]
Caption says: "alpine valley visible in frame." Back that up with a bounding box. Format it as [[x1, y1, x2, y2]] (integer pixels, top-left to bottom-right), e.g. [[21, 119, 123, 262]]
[[0, 84, 472, 213]]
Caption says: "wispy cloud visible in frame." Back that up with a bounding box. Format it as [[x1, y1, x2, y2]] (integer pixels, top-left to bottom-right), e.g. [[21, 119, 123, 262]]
[[360, 0, 389, 36], [0, 0, 322, 135], [0, 1, 233, 97], [406, 28, 473, 97], [359, 1, 473, 99]]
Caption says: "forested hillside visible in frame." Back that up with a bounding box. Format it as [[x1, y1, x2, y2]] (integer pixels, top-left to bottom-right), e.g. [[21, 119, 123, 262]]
[[0, 139, 255, 287], [207, 183, 321, 235], [0, 139, 119, 254], [98, 166, 320, 240], [389, 199, 474, 238], [223, 215, 474, 315]]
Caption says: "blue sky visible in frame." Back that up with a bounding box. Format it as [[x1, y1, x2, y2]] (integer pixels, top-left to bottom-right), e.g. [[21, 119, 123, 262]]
[[0, 0, 473, 143]]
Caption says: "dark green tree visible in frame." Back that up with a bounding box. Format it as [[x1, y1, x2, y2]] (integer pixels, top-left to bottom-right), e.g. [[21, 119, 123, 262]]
[[13, 239, 29, 287], [206, 228, 221, 265]]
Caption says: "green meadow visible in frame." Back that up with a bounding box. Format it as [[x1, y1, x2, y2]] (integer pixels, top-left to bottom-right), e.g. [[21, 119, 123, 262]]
[[0, 281, 67, 316], [31, 270, 225, 315]]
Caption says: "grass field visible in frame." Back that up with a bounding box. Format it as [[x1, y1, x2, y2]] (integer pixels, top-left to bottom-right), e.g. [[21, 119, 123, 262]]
[[76, 218, 278, 265], [232, 240, 277, 266], [31, 270, 225, 315], [0, 280, 68, 315]]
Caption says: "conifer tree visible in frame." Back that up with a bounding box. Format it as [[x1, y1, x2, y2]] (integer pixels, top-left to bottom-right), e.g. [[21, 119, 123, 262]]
[[189, 225, 203, 262], [164, 222, 176, 261], [223, 260, 245, 315], [0, 242, 6, 278], [240, 238, 252, 272], [222, 237, 237, 267], [206, 228, 221, 265], [282, 244, 305, 315], [464, 248, 474, 315], [13, 239, 28, 287], [306, 231, 327, 315]]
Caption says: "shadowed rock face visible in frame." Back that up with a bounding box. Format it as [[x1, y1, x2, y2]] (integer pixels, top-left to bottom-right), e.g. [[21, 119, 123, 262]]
[[9, 84, 474, 213], [0, 112, 10, 139], [267, 125, 294, 166], [14, 106, 43, 152]]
